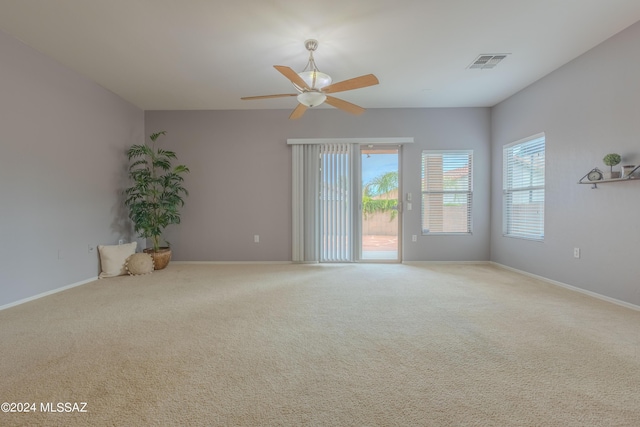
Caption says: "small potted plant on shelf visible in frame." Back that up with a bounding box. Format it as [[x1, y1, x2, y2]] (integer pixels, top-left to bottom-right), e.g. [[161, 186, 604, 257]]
[[124, 131, 189, 270], [603, 153, 621, 179]]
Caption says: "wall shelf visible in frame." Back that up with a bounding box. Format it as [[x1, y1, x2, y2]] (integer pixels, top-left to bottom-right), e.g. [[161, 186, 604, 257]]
[[578, 165, 640, 188]]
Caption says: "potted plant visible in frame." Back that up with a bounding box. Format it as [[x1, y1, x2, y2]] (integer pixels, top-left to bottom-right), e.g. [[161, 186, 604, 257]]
[[124, 131, 189, 269], [603, 153, 621, 179]]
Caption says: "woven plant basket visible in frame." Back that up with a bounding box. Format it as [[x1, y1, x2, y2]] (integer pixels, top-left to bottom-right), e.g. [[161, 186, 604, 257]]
[[143, 247, 172, 270]]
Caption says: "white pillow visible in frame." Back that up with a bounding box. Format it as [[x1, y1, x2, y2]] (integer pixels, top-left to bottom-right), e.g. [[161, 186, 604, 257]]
[[98, 242, 137, 278]]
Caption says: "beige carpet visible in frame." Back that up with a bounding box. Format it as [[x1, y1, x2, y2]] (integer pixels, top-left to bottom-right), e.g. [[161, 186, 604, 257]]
[[1, 263, 639, 426]]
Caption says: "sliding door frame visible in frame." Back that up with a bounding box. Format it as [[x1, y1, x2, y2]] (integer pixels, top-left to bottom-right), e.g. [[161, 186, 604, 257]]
[[289, 137, 413, 263]]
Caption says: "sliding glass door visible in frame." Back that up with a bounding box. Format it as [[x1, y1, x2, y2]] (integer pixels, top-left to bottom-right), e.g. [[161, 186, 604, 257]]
[[360, 146, 401, 262], [291, 141, 403, 263]]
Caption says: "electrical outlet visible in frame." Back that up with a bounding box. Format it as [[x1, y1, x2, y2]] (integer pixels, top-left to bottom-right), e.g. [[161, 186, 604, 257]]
[[573, 247, 580, 259], [254, 235, 260, 243], [118, 239, 124, 245], [412, 235, 417, 242]]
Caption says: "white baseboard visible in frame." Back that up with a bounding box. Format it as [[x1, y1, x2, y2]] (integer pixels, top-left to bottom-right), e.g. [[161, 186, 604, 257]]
[[403, 260, 490, 265], [0, 276, 98, 312], [172, 261, 293, 265], [490, 262, 640, 312]]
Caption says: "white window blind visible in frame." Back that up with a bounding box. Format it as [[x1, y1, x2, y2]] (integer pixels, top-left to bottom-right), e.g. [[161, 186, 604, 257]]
[[503, 134, 545, 240], [319, 144, 353, 262], [421, 150, 473, 234], [291, 143, 353, 262]]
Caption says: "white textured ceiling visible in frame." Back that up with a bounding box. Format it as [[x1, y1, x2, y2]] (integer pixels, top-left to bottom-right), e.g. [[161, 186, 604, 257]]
[[1, 0, 639, 111]]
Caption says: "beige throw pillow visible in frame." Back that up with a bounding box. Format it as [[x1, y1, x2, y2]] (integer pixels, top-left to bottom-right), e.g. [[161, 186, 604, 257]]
[[98, 242, 137, 278], [126, 253, 154, 276]]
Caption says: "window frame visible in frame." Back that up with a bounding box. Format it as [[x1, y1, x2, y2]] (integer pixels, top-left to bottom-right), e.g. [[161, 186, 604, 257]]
[[420, 149, 473, 235], [502, 133, 545, 241]]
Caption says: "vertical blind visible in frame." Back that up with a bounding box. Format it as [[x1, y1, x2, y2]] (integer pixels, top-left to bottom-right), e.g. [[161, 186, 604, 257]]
[[503, 134, 545, 240], [421, 150, 473, 234], [292, 145, 305, 262], [291, 143, 353, 262], [319, 144, 353, 262]]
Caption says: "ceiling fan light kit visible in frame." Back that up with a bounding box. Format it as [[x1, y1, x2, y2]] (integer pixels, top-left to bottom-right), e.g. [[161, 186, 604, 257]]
[[297, 70, 332, 90], [241, 39, 379, 119], [295, 39, 332, 90], [297, 91, 326, 107]]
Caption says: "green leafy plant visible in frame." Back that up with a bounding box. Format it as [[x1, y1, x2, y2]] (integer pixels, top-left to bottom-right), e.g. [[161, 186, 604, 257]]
[[362, 171, 398, 220], [124, 131, 189, 252], [603, 153, 621, 173]]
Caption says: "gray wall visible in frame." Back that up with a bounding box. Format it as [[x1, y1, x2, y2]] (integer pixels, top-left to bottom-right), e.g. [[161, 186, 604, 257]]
[[0, 30, 144, 307], [491, 21, 640, 305], [145, 107, 491, 262]]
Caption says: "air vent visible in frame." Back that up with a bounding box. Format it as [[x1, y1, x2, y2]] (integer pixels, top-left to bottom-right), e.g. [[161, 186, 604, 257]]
[[468, 54, 510, 69]]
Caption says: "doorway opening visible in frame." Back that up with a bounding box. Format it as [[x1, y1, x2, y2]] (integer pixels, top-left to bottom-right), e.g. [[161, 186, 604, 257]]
[[360, 146, 401, 261]]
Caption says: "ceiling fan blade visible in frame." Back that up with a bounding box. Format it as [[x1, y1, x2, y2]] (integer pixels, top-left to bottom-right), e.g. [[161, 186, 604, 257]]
[[322, 74, 379, 94], [241, 94, 297, 100], [274, 65, 310, 90], [325, 96, 365, 115], [289, 103, 308, 119]]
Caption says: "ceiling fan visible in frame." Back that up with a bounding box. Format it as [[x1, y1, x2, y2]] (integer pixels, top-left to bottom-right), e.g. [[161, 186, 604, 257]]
[[241, 39, 379, 119]]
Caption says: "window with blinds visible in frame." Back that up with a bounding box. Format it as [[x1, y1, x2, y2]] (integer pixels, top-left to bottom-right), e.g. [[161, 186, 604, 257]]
[[503, 134, 545, 240], [421, 150, 473, 234]]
